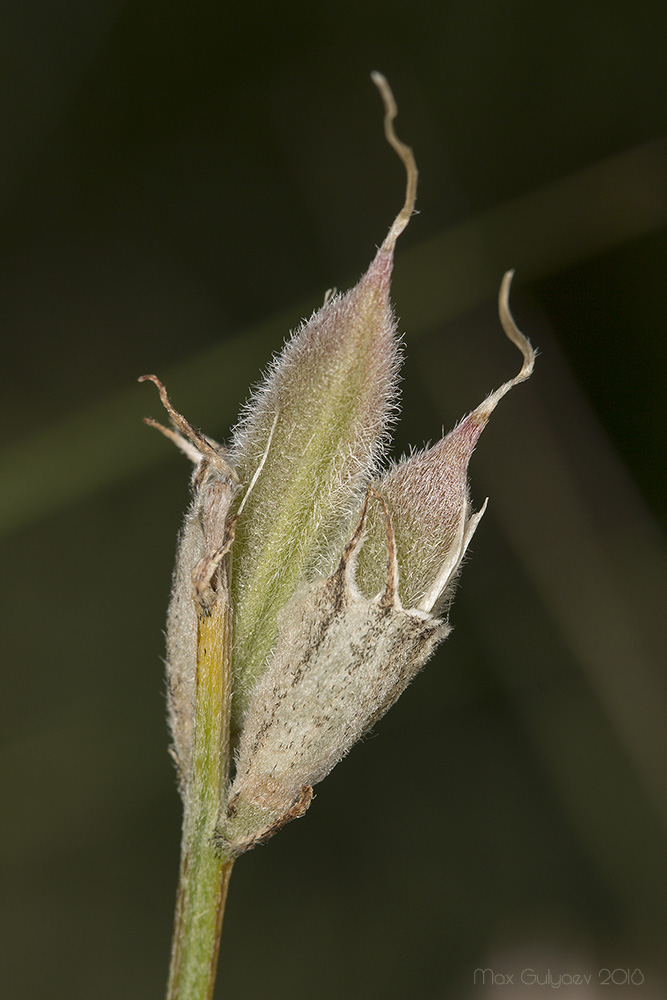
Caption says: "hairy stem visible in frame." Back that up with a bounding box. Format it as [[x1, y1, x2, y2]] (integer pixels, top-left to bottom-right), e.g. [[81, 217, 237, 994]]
[[167, 591, 234, 1000]]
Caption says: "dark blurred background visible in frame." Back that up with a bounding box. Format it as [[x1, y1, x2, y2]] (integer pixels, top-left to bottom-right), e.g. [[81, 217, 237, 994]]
[[1, 1, 666, 997]]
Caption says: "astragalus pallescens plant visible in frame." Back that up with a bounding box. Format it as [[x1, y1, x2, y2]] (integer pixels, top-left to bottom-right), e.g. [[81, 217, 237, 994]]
[[141, 73, 535, 1000]]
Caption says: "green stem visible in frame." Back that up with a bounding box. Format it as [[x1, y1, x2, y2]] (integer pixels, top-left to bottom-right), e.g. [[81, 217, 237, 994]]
[[166, 592, 234, 1000]]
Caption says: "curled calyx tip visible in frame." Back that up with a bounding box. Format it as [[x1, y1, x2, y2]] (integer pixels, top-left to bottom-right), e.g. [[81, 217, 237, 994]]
[[139, 372, 235, 473], [464, 272, 536, 430], [499, 270, 535, 385], [371, 71, 418, 252]]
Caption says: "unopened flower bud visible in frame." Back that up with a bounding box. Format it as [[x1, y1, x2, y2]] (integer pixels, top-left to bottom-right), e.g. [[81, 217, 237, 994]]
[[227, 241, 402, 727], [355, 270, 535, 613], [226, 74, 420, 729]]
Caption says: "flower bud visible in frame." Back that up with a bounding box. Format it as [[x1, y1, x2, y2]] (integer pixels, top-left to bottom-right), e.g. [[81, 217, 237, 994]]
[[355, 270, 535, 613], [227, 245, 401, 727], [226, 73, 420, 729]]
